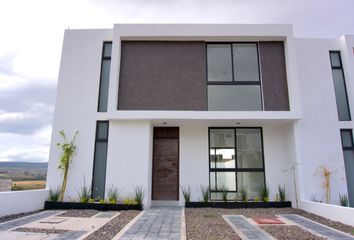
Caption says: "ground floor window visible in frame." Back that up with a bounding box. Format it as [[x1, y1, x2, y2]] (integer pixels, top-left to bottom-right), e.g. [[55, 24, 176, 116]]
[[209, 127, 265, 200]]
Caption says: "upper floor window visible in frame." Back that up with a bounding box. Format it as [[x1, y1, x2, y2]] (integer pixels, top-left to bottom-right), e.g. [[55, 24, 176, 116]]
[[330, 51, 351, 121], [97, 42, 112, 112], [207, 43, 262, 111]]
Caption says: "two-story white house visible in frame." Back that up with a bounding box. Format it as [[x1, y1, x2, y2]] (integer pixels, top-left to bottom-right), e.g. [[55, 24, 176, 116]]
[[47, 24, 354, 208]]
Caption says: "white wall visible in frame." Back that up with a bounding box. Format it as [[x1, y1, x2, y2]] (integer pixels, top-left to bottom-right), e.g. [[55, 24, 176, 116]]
[[105, 121, 152, 208], [0, 189, 49, 217], [295, 38, 353, 204]]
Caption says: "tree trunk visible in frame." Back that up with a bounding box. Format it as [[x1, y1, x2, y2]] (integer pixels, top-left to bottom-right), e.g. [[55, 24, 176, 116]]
[[59, 165, 69, 202]]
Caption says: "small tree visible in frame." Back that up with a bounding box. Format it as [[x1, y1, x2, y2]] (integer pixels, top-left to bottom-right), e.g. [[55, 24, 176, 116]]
[[57, 130, 78, 201]]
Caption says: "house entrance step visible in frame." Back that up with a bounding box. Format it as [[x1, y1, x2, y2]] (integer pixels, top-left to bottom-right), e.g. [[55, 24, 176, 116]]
[[151, 200, 180, 207]]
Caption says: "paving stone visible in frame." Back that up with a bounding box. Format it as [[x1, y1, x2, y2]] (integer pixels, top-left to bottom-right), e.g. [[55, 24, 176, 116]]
[[281, 214, 354, 240]]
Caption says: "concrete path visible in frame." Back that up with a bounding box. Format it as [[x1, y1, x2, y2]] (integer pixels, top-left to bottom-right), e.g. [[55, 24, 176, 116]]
[[223, 215, 275, 240], [281, 214, 354, 240], [117, 207, 183, 240]]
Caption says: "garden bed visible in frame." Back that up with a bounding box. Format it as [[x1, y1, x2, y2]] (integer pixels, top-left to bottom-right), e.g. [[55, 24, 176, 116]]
[[44, 201, 142, 211], [185, 201, 291, 208]]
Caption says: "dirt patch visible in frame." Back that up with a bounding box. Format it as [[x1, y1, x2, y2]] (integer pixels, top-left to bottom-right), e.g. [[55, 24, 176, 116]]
[[261, 225, 326, 240]]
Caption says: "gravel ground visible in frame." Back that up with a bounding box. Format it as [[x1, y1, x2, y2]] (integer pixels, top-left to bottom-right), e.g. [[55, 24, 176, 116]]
[[185, 208, 354, 240], [0, 210, 42, 224], [57, 209, 101, 218], [260, 225, 326, 240], [84, 210, 140, 240], [13, 227, 68, 234]]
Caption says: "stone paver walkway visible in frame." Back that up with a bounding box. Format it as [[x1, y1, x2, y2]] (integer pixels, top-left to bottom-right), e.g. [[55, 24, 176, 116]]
[[119, 207, 182, 240], [223, 215, 274, 240], [281, 214, 354, 240]]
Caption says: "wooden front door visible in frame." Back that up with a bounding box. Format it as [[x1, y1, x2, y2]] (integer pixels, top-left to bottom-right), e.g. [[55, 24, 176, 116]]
[[152, 127, 179, 200]]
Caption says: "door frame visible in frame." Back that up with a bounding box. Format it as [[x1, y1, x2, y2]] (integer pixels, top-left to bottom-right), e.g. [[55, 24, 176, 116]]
[[151, 127, 180, 201]]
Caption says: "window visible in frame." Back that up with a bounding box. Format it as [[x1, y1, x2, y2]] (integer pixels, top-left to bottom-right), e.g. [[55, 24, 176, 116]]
[[97, 42, 112, 112], [209, 128, 265, 200], [330, 52, 351, 121], [340, 129, 354, 206], [92, 121, 109, 199], [207, 43, 263, 111]]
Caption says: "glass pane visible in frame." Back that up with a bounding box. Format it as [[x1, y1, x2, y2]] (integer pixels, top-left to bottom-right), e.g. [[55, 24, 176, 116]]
[[207, 44, 233, 82], [343, 150, 354, 207], [216, 172, 236, 191], [332, 69, 351, 121], [92, 142, 108, 199], [210, 149, 236, 169], [208, 85, 262, 111], [233, 44, 260, 82], [341, 130, 353, 147], [210, 129, 235, 147], [237, 129, 263, 168], [237, 172, 265, 199], [210, 172, 216, 191], [103, 43, 112, 57], [330, 52, 341, 67], [98, 59, 111, 112], [97, 122, 108, 140]]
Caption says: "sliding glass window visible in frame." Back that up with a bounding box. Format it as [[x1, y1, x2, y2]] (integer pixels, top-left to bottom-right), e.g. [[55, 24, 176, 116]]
[[92, 121, 109, 200], [340, 129, 354, 206], [330, 51, 351, 121], [207, 43, 263, 111], [209, 128, 265, 200], [97, 42, 112, 112]]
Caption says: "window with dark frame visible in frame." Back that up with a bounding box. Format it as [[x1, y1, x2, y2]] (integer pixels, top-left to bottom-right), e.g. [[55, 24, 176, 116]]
[[209, 127, 265, 201], [207, 43, 263, 111], [330, 51, 351, 121], [97, 42, 112, 112], [340, 129, 354, 207], [91, 121, 109, 200]]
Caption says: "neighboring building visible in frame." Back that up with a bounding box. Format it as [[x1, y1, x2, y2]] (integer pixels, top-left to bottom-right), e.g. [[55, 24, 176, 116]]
[[47, 24, 354, 208]]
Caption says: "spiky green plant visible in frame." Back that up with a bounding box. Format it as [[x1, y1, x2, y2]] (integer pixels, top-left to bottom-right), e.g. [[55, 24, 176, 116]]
[[77, 177, 91, 203], [48, 187, 61, 202], [240, 186, 248, 202], [258, 184, 269, 202], [57, 130, 78, 201], [278, 184, 286, 202], [339, 193, 349, 207], [310, 195, 322, 203], [200, 185, 209, 203], [134, 186, 145, 205], [107, 186, 119, 204], [220, 185, 228, 202], [181, 185, 191, 202]]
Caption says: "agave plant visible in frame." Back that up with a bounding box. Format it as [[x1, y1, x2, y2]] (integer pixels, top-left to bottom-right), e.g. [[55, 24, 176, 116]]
[[134, 186, 145, 205], [240, 186, 248, 202], [48, 187, 61, 202], [200, 185, 209, 203], [220, 185, 228, 202], [278, 184, 286, 202], [107, 186, 119, 204], [258, 184, 269, 202], [339, 193, 349, 207], [181, 185, 191, 202], [77, 177, 91, 203]]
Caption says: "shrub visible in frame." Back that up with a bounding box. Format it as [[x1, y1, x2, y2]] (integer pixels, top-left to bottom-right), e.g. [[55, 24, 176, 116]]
[[89, 198, 95, 203], [240, 186, 248, 202], [99, 199, 105, 204], [77, 177, 91, 203], [200, 185, 209, 203], [181, 185, 191, 202], [134, 186, 145, 205], [107, 186, 118, 204], [220, 186, 228, 202], [258, 184, 269, 202], [278, 184, 286, 202], [48, 187, 61, 202], [123, 198, 137, 205], [339, 193, 349, 207]]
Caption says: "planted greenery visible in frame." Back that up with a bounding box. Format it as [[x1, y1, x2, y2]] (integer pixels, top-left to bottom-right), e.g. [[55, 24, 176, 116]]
[[240, 186, 248, 202], [258, 184, 269, 202], [77, 178, 91, 203], [181, 186, 191, 202], [200, 185, 209, 203], [48, 187, 61, 202], [134, 186, 145, 205], [278, 184, 286, 202], [339, 193, 349, 207], [57, 130, 78, 201], [107, 186, 119, 204], [220, 186, 228, 202], [123, 198, 138, 205]]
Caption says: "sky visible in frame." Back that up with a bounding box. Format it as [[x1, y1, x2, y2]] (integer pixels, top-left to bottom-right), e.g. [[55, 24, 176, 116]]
[[0, 0, 353, 162]]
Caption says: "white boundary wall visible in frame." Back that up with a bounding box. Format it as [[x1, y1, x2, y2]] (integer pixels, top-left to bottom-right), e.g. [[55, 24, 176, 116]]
[[0, 189, 49, 217], [299, 200, 354, 226]]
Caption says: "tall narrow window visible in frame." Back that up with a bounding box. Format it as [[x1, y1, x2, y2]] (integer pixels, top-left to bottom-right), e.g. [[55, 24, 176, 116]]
[[330, 52, 351, 121], [207, 43, 263, 111], [209, 127, 265, 200], [97, 42, 112, 112], [92, 121, 109, 199], [340, 129, 354, 207]]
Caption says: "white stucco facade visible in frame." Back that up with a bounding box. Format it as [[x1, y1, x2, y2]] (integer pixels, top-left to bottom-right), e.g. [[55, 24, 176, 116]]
[[47, 24, 354, 209]]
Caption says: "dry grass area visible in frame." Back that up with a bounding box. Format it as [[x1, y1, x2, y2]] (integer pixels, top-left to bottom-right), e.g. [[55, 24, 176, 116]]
[[12, 180, 46, 191]]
